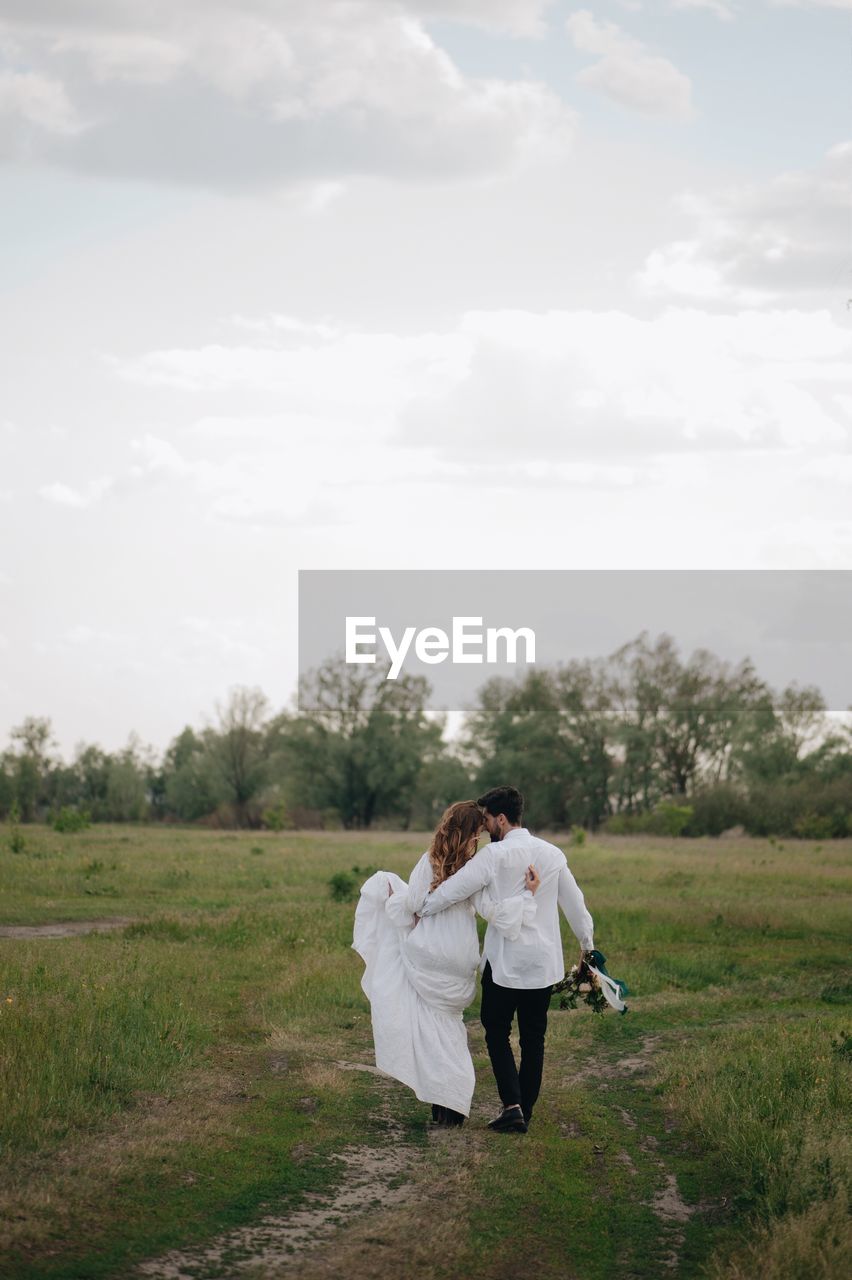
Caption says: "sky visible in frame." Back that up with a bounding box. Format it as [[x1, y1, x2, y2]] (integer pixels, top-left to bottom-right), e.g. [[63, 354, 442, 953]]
[[1, 0, 850, 758]]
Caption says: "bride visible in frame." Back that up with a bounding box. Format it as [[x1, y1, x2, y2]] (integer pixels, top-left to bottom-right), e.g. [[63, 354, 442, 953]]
[[352, 800, 539, 1127]]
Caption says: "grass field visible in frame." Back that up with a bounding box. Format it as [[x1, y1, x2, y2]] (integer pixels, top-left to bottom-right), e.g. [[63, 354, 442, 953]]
[[1, 825, 850, 1280]]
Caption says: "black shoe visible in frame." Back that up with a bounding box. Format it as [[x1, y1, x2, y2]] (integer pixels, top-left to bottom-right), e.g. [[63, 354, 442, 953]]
[[431, 1104, 446, 1124], [487, 1105, 528, 1134], [443, 1107, 466, 1127]]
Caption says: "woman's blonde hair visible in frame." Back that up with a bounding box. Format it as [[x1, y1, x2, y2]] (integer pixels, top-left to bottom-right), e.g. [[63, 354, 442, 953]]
[[428, 800, 486, 890]]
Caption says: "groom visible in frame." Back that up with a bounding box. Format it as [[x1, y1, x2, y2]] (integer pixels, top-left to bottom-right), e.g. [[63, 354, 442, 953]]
[[416, 785, 594, 1134]]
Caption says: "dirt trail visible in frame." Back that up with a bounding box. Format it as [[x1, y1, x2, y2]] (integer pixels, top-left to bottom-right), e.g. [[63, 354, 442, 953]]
[[138, 1030, 715, 1280], [0, 917, 132, 939], [138, 1062, 426, 1280], [563, 1031, 709, 1273]]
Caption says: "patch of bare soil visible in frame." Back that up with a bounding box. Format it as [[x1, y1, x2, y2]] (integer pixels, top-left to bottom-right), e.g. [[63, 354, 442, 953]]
[[138, 1064, 425, 1280], [0, 918, 132, 939]]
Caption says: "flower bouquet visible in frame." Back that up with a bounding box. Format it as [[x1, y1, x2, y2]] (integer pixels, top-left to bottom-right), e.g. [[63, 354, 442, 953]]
[[553, 948, 629, 1015]]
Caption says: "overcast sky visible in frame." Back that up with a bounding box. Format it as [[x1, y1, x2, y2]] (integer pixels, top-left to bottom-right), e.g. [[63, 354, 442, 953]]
[[1, 0, 850, 757]]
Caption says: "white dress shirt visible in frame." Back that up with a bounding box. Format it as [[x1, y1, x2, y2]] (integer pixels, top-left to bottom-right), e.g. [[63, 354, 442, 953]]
[[416, 827, 594, 990]]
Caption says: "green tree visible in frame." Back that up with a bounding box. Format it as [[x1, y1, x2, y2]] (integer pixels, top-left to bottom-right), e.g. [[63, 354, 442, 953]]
[[281, 658, 440, 828], [162, 726, 222, 822], [208, 686, 271, 827], [608, 633, 767, 801], [464, 663, 615, 830], [405, 744, 473, 830], [6, 716, 58, 820], [732, 682, 829, 784], [105, 734, 151, 821]]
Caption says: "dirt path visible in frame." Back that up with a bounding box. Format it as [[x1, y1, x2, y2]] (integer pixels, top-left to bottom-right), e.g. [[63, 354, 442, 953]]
[[0, 917, 133, 939], [137, 1029, 721, 1280], [564, 1030, 719, 1274], [137, 1062, 427, 1280]]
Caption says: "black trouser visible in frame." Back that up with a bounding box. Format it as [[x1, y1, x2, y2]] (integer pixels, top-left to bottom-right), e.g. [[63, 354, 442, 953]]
[[480, 961, 553, 1121]]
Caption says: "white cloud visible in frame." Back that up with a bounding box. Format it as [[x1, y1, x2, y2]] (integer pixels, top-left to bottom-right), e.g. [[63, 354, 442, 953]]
[[412, 0, 555, 36], [129, 433, 191, 476], [49, 32, 187, 85], [178, 616, 264, 663], [0, 68, 84, 153], [38, 476, 113, 508], [116, 305, 851, 481], [670, 0, 734, 18], [638, 142, 852, 304], [64, 624, 117, 646], [566, 9, 693, 118], [398, 307, 850, 460], [671, 1, 852, 13], [0, 2, 574, 185], [770, 1, 852, 9], [639, 238, 772, 305], [118, 330, 470, 418]]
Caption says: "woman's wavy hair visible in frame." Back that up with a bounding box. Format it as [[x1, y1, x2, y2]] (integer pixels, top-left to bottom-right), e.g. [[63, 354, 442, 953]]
[[428, 800, 486, 890]]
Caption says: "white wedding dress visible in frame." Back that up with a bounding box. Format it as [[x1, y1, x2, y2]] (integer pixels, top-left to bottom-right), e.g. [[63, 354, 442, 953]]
[[352, 851, 536, 1117]]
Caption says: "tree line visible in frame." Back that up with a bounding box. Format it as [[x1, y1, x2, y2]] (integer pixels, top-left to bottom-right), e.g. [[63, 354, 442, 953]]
[[2, 633, 850, 838]]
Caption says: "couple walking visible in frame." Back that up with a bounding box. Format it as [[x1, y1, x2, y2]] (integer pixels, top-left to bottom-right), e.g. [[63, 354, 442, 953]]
[[352, 786, 594, 1134]]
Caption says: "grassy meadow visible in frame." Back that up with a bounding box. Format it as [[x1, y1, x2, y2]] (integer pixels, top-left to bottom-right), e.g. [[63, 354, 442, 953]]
[[0, 824, 850, 1279]]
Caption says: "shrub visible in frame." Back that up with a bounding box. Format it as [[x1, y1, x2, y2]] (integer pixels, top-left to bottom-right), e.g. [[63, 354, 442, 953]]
[[569, 826, 587, 847], [648, 802, 693, 837], [605, 802, 693, 838], [603, 812, 639, 835], [745, 775, 852, 838], [793, 812, 839, 841], [328, 871, 357, 903], [52, 806, 91, 833], [7, 802, 26, 854], [262, 804, 292, 831], [686, 784, 748, 837]]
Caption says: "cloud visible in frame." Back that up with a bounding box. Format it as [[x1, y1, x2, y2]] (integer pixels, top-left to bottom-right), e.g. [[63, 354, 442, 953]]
[[214, 497, 351, 528], [117, 329, 469, 419], [566, 9, 693, 118], [37, 436, 198, 511], [64, 624, 117, 646], [413, 0, 555, 36], [49, 32, 187, 85], [637, 141, 852, 304], [398, 307, 850, 462], [115, 304, 852, 486], [0, 68, 84, 156], [0, 1, 574, 186], [38, 476, 113, 508], [770, 1, 852, 9], [670, 0, 734, 18], [178, 616, 264, 663], [671, 1, 852, 13]]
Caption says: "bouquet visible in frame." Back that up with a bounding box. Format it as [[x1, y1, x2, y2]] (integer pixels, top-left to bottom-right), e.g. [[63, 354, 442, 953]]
[[553, 948, 629, 1015]]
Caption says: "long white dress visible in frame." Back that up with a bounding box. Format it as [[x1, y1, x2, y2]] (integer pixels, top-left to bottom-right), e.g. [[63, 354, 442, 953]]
[[352, 851, 536, 1116]]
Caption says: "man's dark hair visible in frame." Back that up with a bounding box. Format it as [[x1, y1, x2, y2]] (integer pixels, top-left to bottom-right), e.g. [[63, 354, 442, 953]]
[[477, 785, 524, 825]]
